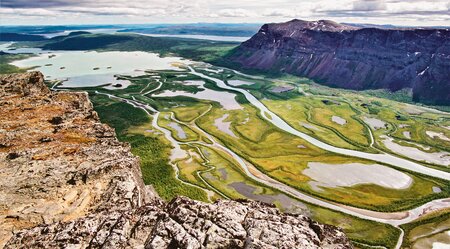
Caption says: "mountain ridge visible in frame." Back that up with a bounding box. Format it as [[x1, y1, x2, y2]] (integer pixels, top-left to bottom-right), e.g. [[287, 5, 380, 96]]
[[228, 19, 450, 105]]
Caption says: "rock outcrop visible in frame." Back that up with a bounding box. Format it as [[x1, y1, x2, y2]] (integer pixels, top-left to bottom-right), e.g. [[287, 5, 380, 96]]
[[0, 72, 352, 248], [228, 19, 450, 105]]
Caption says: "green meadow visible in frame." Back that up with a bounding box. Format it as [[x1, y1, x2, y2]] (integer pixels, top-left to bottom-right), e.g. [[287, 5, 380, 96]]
[[44, 61, 448, 249]]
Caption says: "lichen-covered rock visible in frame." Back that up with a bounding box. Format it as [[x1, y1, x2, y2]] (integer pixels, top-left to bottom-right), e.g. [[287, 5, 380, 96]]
[[147, 197, 351, 249], [5, 197, 351, 249], [0, 72, 151, 247], [0, 72, 352, 249]]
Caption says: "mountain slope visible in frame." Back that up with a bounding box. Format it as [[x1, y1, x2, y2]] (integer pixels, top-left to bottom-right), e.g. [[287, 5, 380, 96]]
[[228, 19, 450, 105]]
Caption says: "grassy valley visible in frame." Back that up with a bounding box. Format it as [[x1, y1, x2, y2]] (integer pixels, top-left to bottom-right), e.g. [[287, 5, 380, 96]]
[[2, 32, 448, 248], [51, 63, 449, 249]]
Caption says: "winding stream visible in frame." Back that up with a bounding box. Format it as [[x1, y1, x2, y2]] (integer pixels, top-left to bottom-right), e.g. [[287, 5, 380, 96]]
[[95, 83, 449, 227], [188, 67, 450, 181], [13, 37, 448, 248], [90, 67, 450, 249], [186, 67, 450, 248]]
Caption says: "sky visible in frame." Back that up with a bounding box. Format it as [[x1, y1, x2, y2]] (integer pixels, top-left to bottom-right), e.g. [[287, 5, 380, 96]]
[[1, 0, 449, 26]]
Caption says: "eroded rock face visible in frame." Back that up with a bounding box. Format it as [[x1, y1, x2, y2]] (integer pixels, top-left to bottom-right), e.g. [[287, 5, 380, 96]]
[[229, 19, 450, 105], [0, 71, 152, 247], [5, 197, 352, 249], [0, 72, 352, 249]]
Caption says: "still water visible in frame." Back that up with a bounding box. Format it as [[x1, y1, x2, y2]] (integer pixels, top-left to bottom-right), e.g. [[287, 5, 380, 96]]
[[12, 50, 190, 87]]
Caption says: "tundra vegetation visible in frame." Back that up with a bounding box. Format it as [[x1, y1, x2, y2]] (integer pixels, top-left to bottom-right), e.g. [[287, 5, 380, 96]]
[[65, 65, 448, 249], [3, 33, 448, 248]]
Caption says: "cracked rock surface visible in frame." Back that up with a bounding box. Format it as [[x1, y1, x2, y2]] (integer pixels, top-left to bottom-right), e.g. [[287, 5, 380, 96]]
[[0, 72, 352, 249]]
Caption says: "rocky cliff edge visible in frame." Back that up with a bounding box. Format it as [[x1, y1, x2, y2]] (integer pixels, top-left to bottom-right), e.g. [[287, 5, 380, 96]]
[[0, 72, 352, 249]]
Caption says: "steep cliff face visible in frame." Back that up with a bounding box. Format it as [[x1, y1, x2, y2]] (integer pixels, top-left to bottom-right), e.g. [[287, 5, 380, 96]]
[[0, 71, 152, 247], [228, 19, 450, 105], [0, 72, 352, 248]]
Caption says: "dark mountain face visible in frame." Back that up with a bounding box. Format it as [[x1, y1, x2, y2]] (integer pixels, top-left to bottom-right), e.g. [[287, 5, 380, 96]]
[[228, 19, 450, 105]]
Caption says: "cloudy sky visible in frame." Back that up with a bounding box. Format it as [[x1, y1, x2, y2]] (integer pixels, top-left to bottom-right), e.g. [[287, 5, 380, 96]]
[[1, 0, 449, 26]]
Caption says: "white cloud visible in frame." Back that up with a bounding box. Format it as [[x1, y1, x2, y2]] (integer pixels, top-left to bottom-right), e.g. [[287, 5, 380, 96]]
[[0, 7, 60, 17], [313, 0, 354, 12], [0, 0, 449, 26], [388, 1, 449, 13], [353, 0, 387, 11], [262, 8, 297, 17], [217, 8, 256, 17]]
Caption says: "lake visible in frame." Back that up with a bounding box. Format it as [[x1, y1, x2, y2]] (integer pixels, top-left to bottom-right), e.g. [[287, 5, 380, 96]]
[[0, 42, 44, 54], [12, 50, 190, 88]]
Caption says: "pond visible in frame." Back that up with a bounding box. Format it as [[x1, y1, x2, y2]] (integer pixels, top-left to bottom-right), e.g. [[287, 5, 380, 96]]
[[229, 182, 307, 213], [363, 117, 386, 130], [426, 131, 450, 142], [331, 115, 347, 125], [403, 131, 411, 139], [153, 80, 242, 110], [0, 42, 46, 54], [381, 135, 450, 166], [304, 162, 413, 191], [168, 122, 187, 139], [227, 80, 254, 86], [214, 114, 237, 138]]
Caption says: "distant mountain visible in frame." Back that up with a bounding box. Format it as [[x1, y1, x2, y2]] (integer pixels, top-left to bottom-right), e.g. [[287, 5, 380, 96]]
[[228, 19, 450, 105], [0, 23, 261, 38], [0, 33, 47, 41], [117, 23, 261, 37], [0, 25, 120, 35], [42, 34, 132, 50], [66, 31, 91, 36], [343, 23, 450, 30]]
